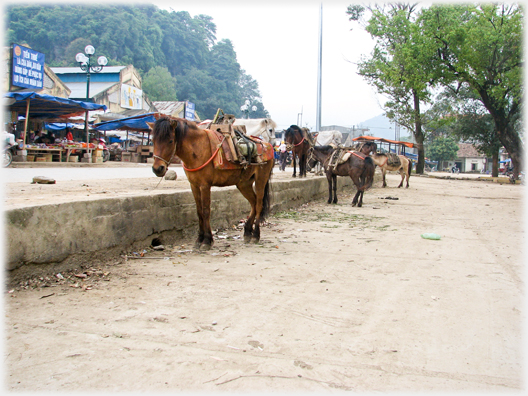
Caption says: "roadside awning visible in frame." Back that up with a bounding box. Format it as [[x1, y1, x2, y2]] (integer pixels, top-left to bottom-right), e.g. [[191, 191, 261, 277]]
[[4, 91, 107, 119], [353, 135, 415, 149], [93, 112, 161, 132]]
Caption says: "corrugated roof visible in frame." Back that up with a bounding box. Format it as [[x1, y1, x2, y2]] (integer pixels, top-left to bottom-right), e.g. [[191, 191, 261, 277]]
[[153, 101, 185, 114], [457, 142, 485, 158]]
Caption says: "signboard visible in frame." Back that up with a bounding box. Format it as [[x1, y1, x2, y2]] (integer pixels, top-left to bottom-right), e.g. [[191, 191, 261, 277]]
[[185, 101, 195, 121], [120, 83, 143, 110], [12, 44, 45, 90]]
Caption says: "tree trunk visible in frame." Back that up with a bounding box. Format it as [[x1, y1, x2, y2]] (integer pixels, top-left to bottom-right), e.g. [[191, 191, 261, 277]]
[[492, 149, 499, 177], [412, 89, 425, 174]]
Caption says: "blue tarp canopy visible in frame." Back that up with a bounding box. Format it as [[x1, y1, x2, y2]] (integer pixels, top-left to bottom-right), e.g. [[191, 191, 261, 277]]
[[93, 112, 160, 132], [499, 158, 511, 164], [44, 123, 84, 131], [4, 91, 107, 119]]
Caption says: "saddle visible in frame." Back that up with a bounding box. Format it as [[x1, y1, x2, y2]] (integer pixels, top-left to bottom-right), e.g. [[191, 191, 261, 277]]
[[206, 123, 274, 170], [327, 148, 367, 170], [387, 153, 401, 167]]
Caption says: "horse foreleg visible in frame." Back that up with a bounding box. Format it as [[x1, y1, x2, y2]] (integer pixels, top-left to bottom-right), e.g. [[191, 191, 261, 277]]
[[325, 172, 333, 204], [382, 168, 388, 187], [332, 174, 338, 204], [292, 155, 297, 178], [198, 186, 214, 250], [300, 154, 306, 177], [190, 185, 207, 249]]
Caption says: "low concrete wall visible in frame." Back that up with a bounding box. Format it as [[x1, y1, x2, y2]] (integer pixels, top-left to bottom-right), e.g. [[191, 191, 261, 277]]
[[5, 176, 359, 270]]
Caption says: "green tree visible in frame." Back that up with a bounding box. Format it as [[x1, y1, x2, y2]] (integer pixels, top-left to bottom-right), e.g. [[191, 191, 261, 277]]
[[419, 3, 523, 178], [349, 3, 433, 174], [142, 66, 178, 101], [425, 88, 503, 176], [425, 136, 459, 165]]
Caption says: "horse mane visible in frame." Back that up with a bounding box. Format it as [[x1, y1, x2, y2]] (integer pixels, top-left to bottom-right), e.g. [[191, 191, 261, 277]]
[[152, 116, 190, 147]]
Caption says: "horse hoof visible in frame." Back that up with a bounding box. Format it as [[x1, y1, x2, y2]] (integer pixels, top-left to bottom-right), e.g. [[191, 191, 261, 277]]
[[243, 235, 252, 244], [200, 243, 212, 251], [250, 237, 260, 244]]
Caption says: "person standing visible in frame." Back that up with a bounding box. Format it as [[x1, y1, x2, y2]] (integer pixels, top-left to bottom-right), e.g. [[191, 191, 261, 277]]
[[279, 141, 288, 171]]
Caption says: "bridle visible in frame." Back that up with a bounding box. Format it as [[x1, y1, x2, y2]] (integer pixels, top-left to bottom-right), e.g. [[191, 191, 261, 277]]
[[153, 141, 177, 169]]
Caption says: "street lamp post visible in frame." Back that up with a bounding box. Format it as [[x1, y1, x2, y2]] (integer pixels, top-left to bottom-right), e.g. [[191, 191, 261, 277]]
[[75, 45, 108, 149], [75, 45, 108, 101], [240, 99, 257, 119]]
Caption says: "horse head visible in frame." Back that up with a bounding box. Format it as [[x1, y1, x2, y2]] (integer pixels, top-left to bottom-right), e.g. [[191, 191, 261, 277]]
[[284, 125, 302, 149], [264, 118, 277, 146], [151, 116, 187, 177]]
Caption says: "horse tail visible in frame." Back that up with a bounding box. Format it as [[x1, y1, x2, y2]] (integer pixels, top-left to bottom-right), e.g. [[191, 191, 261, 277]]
[[407, 157, 413, 177], [363, 157, 375, 190], [261, 168, 273, 220]]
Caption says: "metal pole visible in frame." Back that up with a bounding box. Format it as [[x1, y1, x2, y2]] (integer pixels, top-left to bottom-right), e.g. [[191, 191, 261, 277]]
[[316, 3, 323, 131]]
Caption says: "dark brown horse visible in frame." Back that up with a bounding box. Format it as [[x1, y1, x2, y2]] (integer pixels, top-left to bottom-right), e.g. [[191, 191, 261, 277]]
[[284, 125, 311, 178], [308, 142, 376, 207], [150, 117, 274, 250]]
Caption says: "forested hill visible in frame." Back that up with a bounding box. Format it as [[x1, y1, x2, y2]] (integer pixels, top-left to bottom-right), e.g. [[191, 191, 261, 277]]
[[5, 3, 268, 120]]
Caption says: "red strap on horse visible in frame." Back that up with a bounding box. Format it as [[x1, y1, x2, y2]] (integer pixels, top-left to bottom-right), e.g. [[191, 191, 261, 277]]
[[351, 151, 367, 160], [182, 137, 225, 172], [293, 136, 305, 147]]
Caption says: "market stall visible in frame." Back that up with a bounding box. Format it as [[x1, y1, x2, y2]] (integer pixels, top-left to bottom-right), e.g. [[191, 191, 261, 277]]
[[4, 91, 107, 162], [93, 112, 160, 163]]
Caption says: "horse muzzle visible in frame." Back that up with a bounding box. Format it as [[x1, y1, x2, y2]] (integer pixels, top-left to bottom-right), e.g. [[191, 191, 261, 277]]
[[152, 163, 167, 177]]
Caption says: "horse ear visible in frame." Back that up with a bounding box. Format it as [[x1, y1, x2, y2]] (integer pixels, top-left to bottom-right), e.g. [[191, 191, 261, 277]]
[[146, 122, 155, 131], [170, 118, 179, 130]]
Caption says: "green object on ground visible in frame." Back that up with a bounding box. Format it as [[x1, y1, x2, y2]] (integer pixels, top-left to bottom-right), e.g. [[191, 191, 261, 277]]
[[421, 233, 441, 240]]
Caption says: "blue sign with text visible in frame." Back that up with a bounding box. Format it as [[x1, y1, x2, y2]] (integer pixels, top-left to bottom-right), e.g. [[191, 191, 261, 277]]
[[185, 101, 195, 121], [12, 44, 45, 90]]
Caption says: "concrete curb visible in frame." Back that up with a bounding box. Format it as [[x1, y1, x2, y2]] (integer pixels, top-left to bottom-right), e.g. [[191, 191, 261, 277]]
[[5, 175, 369, 271]]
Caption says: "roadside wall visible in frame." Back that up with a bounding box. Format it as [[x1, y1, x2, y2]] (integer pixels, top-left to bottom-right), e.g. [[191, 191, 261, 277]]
[[5, 176, 365, 270]]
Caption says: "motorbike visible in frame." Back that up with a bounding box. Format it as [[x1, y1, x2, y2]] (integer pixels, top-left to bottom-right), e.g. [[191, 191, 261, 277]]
[[3, 141, 18, 167]]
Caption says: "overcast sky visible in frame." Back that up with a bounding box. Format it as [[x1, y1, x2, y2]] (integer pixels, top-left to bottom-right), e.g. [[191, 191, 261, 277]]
[[153, 0, 386, 130]]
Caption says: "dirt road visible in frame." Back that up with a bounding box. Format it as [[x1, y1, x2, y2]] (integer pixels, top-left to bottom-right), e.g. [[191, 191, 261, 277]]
[[4, 172, 524, 392]]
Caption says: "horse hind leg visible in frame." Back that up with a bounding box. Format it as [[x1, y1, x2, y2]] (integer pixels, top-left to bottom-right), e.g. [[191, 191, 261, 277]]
[[237, 182, 258, 243], [398, 169, 404, 188]]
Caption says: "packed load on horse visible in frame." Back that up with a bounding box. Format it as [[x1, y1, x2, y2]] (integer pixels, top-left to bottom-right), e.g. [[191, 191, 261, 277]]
[[196, 109, 274, 167]]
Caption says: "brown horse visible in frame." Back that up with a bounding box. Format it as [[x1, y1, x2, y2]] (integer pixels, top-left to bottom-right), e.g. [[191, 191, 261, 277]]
[[308, 142, 376, 207], [150, 117, 274, 250], [284, 125, 311, 178], [370, 153, 412, 188]]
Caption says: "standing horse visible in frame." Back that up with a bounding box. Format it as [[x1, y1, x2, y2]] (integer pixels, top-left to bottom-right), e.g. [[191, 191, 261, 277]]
[[284, 125, 311, 178], [233, 118, 277, 145], [150, 117, 274, 250], [370, 153, 412, 188], [308, 142, 376, 207]]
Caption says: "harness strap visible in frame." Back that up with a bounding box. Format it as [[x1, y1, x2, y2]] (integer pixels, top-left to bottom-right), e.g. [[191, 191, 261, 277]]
[[351, 151, 367, 160], [183, 136, 226, 172]]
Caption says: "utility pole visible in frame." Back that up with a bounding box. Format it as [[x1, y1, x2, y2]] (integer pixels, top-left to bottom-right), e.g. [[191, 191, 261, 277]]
[[316, 3, 323, 132]]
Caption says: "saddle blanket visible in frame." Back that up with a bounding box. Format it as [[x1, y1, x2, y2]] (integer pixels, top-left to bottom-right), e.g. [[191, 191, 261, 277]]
[[205, 129, 274, 170], [387, 153, 401, 166], [331, 149, 367, 167]]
